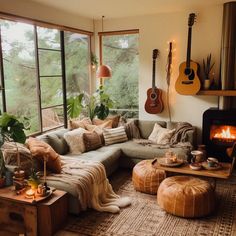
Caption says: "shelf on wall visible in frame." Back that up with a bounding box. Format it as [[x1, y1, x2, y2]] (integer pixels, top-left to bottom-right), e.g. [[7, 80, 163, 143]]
[[197, 90, 236, 96]]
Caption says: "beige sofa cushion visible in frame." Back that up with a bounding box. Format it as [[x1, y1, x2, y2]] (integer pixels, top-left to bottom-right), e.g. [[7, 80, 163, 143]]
[[64, 128, 89, 154], [148, 123, 175, 145], [138, 120, 166, 139]]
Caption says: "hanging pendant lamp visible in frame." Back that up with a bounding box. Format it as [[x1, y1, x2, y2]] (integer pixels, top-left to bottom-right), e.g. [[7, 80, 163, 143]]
[[96, 16, 112, 80]]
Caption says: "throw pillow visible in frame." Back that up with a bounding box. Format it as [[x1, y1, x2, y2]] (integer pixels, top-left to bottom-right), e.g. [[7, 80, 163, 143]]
[[83, 132, 103, 152], [2, 142, 33, 177], [39, 131, 69, 155], [85, 120, 112, 134], [93, 115, 120, 128], [26, 137, 61, 173], [148, 123, 175, 145], [63, 128, 89, 154], [124, 119, 141, 139], [69, 117, 92, 130], [103, 126, 128, 145], [85, 120, 112, 144]]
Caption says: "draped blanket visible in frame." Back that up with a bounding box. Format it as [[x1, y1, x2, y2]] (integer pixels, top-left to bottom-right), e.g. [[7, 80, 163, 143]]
[[170, 122, 195, 145], [46, 156, 131, 213]]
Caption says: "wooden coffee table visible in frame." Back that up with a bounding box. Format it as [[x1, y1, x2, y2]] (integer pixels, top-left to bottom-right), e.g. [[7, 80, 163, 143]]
[[153, 160, 234, 179]]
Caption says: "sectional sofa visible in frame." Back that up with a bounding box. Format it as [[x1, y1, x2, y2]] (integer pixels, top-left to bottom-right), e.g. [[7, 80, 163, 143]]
[[37, 120, 196, 214]]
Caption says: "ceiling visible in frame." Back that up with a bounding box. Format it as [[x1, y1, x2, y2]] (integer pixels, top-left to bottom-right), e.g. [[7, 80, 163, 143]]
[[29, 0, 228, 19]]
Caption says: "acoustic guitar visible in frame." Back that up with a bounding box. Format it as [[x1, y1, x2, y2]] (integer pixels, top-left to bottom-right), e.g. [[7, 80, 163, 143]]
[[145, 49, 164, 114], [175, 13, 201, 95]]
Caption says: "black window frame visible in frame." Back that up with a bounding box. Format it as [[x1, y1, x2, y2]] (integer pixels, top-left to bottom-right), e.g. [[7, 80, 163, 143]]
[[0, 12, 92, 135]]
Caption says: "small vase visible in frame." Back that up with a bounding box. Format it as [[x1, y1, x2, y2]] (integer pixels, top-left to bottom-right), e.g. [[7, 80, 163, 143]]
[[204, 79, 211, 90]]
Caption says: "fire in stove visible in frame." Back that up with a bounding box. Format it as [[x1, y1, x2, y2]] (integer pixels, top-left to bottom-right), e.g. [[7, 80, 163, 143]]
[[210, 125, 236, 144], [214, 127, 236, 139]]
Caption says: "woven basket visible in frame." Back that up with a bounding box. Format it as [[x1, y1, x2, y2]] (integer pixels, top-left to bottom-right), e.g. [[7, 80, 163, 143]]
[[132, 160, 166, 194]]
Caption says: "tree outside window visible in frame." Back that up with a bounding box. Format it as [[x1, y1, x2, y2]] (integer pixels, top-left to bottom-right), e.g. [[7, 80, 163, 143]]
[[102, 33, 139, 118]]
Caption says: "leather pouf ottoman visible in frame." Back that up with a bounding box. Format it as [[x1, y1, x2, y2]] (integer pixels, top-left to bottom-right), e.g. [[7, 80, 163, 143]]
[[132, 160, 166, 194], [157, 176, 215, 218]]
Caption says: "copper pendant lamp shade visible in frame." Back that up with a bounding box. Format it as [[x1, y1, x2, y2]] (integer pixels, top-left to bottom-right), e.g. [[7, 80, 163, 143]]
[[96, 65, 112, 78]]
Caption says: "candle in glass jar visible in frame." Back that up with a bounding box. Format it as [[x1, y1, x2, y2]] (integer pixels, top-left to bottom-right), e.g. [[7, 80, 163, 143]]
[[26, 188, 35, 198]]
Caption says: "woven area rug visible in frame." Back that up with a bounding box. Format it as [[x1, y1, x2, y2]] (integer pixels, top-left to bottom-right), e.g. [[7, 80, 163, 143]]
[[63, 170, 236, 236]]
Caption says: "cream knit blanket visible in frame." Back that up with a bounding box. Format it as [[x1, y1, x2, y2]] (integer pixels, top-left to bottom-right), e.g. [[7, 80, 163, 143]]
[[45, 156, 131, 213]]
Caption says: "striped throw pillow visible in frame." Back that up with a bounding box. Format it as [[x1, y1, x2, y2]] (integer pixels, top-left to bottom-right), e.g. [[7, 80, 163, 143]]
[[103, 126, 128, 145]]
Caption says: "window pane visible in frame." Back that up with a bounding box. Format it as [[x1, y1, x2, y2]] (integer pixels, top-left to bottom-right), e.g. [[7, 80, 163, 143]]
[[40, 77, 63, 108], [0, 20, 40, 133], [37, 27, 60, 50], [102, 34, 139, 118], [42, 106, 64, 131], [64, 32, 90, 96], [38, 50, 61, 76]]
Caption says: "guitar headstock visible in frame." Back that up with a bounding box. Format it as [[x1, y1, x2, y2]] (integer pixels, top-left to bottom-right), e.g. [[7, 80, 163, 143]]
[[152, 49, 159, 60], [188, 13, 196, 27]]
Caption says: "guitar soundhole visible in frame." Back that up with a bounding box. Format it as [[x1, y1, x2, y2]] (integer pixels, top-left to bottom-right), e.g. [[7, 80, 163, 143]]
[[150, 93, 157, 100], [184, 68, 195, 80]]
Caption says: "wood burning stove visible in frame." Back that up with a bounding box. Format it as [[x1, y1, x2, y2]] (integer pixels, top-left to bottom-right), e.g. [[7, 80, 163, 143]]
[[202, 108, 236, 162]]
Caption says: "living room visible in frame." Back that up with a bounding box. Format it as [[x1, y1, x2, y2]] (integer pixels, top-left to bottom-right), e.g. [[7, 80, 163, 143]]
[[0, 0, 236, 235]]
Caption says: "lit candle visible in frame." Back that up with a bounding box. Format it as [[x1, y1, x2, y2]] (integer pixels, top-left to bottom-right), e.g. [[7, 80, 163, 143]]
[[26, 188, 35, 198]]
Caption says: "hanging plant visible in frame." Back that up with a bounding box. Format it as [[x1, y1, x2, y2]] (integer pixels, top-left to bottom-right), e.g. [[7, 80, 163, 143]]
[[91, 52, 98, 69]]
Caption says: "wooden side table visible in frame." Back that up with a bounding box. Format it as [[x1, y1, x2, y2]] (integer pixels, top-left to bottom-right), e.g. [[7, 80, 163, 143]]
[[0, 187, 68, 236]]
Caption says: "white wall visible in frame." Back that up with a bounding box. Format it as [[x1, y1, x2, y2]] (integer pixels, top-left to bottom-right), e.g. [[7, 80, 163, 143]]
[[0, 0, 93, 31], [95, 6, 223, 142]]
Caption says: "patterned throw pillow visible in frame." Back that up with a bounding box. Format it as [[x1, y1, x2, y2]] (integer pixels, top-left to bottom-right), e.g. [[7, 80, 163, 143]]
[[26, 137, 61, 173], [83, 132, 103, 152], [63, 128, 89, 154], [148, 123, 175, 145], [2, 142, 33, 177], [103, 126, 128, 145]]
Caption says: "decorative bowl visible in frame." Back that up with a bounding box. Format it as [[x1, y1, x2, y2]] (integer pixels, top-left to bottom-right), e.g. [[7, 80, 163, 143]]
[[189, 163, 202, 170]]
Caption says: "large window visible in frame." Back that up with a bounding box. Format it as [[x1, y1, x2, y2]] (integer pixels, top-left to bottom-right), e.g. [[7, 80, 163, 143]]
[[0, 16, 91, 134], [100, 31, 139, 118], [64, 32, 90, 96], [1, 20, 39, 133]]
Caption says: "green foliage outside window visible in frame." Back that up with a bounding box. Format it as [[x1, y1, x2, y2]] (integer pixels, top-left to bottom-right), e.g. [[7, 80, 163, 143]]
[[102, 34, 139, 118], [0, 20, 90, 134]]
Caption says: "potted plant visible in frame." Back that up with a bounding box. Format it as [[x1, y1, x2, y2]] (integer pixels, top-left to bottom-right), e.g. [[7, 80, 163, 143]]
[[0, 111, 29, 188], [202, 54, 215, 90], [27, 168, 40, 190], [94, 85, 114, 120], [67, 86, 113, 121]]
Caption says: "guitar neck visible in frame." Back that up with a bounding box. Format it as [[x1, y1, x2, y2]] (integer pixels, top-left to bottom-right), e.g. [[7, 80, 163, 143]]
[[186, 27, 192, 68], [152, 59, 156, 89]]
